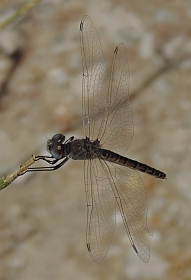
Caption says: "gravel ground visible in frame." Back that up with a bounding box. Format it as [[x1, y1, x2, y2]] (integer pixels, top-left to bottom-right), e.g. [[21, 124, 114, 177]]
[[0, 0, 191, 279]]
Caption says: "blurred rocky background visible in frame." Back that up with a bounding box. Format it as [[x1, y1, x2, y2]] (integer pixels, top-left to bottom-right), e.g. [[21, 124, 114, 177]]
[[0, 0, 191, 279]]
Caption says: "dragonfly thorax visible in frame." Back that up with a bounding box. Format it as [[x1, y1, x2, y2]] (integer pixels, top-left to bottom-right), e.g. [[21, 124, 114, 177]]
[[47, 134, 101, 161], [68, 138, 101, 160]]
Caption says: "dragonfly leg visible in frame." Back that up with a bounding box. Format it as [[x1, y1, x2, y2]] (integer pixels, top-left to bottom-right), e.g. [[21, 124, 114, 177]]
[[20, 157, 69, 174], [36, 155, 59, 165]]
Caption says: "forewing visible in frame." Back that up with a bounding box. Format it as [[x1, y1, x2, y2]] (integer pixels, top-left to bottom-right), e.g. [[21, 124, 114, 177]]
[[105, 162, 151, 262], [80, 15, 109, 139], [99, 43, 134, 155], [84, 159, 116, 263]]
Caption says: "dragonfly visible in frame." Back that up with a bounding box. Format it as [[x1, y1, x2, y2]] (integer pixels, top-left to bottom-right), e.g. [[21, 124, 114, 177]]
[[23, 15, 166, 263]]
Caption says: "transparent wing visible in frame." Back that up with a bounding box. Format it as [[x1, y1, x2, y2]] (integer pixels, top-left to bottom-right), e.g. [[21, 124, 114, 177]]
[[80, 15, 133, 155], [80, 15, 109, 140], [84, 157, 150, 263], [84, 158, 116, 263], [99, 43, 133, 155], [80, 16, 150, 263], [106, 161, 151, 262]]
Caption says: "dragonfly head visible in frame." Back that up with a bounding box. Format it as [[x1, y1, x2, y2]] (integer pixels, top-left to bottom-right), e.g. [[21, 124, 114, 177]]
[[47, 134, 65, 159]]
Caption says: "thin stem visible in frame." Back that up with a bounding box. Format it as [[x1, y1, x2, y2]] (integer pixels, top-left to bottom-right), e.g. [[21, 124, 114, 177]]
[[0, 0, 41, 30], [0, 155, 37, 191]]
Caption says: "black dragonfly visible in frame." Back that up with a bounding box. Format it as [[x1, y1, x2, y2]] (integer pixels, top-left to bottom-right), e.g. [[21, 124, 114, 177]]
[[24, 15, 166, 263]]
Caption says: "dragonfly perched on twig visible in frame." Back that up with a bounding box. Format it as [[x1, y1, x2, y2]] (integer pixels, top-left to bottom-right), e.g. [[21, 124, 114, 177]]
[[21, 15, 166, 263]]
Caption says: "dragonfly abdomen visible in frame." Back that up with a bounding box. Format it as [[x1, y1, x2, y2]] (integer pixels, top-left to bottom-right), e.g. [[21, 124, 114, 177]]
[[100, 149, 166, 179]]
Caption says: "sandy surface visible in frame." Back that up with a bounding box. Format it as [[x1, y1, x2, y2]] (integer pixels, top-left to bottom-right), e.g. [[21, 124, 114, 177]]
[[0, 0, 191, 279]]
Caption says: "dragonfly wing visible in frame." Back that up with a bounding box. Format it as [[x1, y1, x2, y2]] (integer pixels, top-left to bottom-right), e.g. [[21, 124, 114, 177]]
[[99, 43, 133, 155], [80, 15, 109, 139], [106, 161, 151, 262], [84, 158, 116, 262], [80, 16, 133, 154], [80, 16, 150, 263]]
